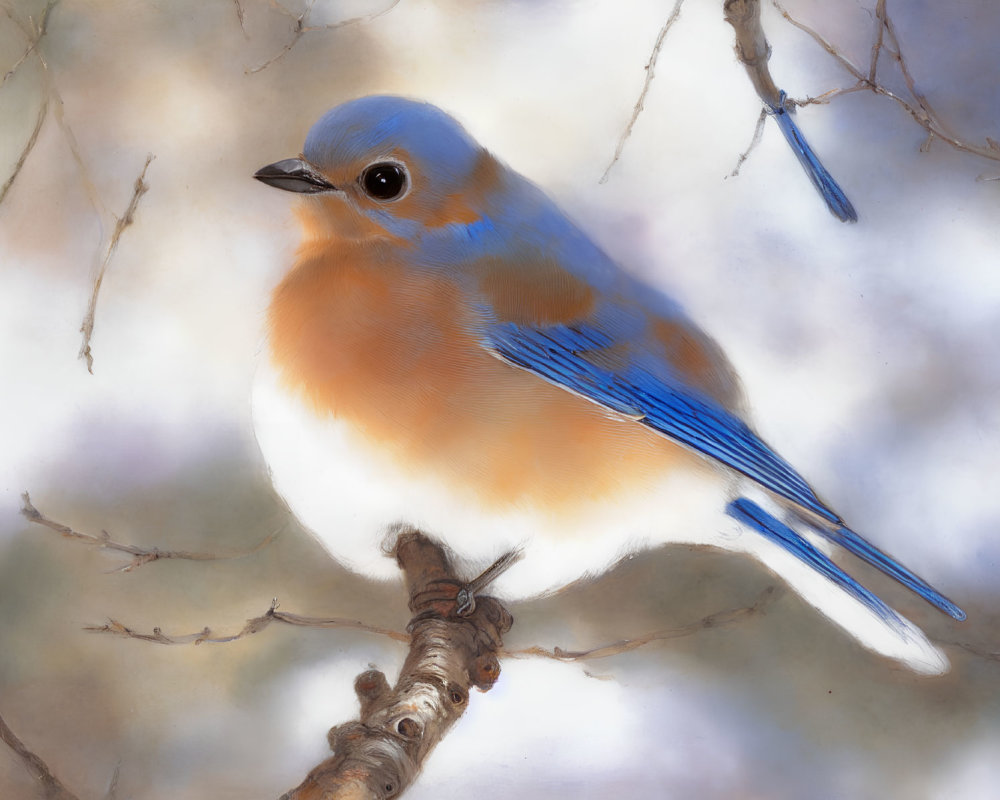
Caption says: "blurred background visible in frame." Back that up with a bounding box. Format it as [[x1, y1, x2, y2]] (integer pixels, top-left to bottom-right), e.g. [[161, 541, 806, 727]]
[[1, 0, 998, 797]]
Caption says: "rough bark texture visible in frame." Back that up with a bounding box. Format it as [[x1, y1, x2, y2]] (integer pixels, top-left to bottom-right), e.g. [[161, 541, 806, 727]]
[[724, 0, 782, 108], [280, 529, 512, 800]]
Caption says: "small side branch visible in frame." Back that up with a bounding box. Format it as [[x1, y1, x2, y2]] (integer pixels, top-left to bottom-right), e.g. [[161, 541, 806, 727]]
[[728, 107, 767, 178], [508, 585, 779, 661], [85, 599, 408, 645], [246, 0, 401, 75], [20, 492, 275, 572], [772, 0, 1000, 164], [0, 0, 59, 88], [280, 530, 512, 800], [0, 709, 81, 800], [78, 154, 154, 373], [0, 97, 47, 205], [599, 0, 686, 183]]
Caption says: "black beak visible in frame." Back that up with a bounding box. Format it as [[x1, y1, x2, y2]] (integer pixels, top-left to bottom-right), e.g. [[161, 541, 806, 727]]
[[253, 157, 338, 194]]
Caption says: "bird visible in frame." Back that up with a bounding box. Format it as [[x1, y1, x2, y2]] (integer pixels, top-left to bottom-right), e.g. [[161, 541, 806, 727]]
[[251, 95, 964, 674]]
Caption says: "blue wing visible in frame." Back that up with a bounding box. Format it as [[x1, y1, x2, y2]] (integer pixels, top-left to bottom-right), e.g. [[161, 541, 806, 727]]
[[485, 317, 965, 621], [485, 318, 840, 523]]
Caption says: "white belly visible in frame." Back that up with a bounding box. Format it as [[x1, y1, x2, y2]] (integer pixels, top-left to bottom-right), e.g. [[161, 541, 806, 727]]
[[251, 358, 950, 674], [251, 356, 737, 597]]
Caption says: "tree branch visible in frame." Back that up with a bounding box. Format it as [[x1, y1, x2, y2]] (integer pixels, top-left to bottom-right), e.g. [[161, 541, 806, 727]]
[[78, 153, 154, 373], [0, 97, 47, 205], [0, 709, 81, 800], [599, 0, 685, 184], [279, 529, 513, 800], [84, 599, 408, 645], [506, 585, 780, 661], [772, 0, 1000, 163], [724, 0, 857, 221], [246, 0, 401, 75], [1, 0, 59, 88], [20, 492, 275, 572]]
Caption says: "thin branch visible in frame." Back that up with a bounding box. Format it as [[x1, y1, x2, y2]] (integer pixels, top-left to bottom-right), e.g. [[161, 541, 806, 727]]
[[599, 0, 685, 184], [85, 584, 777, 664], [507, 585, 780, 661], [104, 763, 121, 800], [0, 0, 59, 87], [85, 599, 409, 645], [233, 0, 248, 37], [728, 106, 767, 178], [951, 640, 1000, 663], [246, 0, 401, 75], [877, 0, 943, 132], [867, 0, 885, 83], [771, 0, 865, 80], [0, 709, 81, 800], [20, 491, 276, 572], [78, 154, 154, 373], [773, 0, 1000, 163], [0, 97, 47, 205]]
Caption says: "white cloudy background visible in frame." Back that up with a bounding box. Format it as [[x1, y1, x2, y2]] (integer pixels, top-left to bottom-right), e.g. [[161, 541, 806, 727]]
[[1, 0, 998, 798]]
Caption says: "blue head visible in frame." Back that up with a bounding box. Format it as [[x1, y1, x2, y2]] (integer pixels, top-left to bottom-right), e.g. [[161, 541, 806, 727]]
[[255, 95, 505, 239]]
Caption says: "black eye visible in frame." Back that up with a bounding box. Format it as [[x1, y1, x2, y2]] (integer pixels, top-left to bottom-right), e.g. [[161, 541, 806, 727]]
[[361, 162, 407, 200]]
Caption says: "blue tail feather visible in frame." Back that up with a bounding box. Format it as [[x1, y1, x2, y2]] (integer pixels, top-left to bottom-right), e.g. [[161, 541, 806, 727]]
[[769, 91, 858, 223], [818, 524, 966, 621], [727, 498, 906, 631]]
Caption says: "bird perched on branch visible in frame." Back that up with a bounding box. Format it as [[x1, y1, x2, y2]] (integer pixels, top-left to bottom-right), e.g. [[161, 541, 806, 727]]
[[252, 95, 963, 674]]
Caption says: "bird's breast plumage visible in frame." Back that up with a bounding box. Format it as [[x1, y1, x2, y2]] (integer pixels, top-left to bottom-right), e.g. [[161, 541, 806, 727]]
[[254, 227, 734, 593], [265, 234, 711, 512]]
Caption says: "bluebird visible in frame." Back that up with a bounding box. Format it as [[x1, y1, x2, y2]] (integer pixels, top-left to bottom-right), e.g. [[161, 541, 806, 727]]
[[252, 95, 963, 674]]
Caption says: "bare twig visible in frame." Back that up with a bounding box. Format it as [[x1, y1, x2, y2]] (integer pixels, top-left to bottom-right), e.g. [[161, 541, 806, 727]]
[[0, 709, 81, 800], [507, 585, 780, 661], [599, 0, 685, 184], [0, 0, 60, 206], [1, 0, 59, 87], [728, 106, 767, 177], [233, 0, 248, 37], [104, 763, 121, 800], [772, 0, 1000, 163], [20, 492, 275, 571], [867, 0, 885, 84], [84, 582, 777, 666], [950, 640, 1000, 663], [85, 599, 409, 645], [0, 97, 47, 205], [246, 0, 401, 75], [78, 154, 154, 373]]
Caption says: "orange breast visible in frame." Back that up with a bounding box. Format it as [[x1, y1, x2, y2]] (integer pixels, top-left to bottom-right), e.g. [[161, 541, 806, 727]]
[[267, 238, 706, 514]]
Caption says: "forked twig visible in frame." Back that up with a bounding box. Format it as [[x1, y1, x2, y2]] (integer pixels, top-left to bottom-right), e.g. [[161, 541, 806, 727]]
[[246, 0, 401, 74], [772, 0, 1000, 163], [0, 0, 59, 88]]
